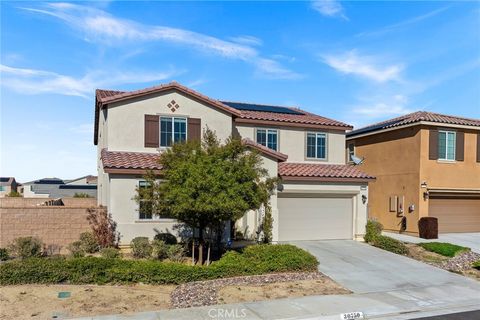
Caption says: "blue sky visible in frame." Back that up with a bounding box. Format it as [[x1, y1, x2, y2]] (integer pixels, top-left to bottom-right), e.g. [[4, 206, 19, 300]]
[[1, 1, 479, 182]]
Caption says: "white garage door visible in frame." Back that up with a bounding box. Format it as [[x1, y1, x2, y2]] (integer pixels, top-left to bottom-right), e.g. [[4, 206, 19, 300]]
[[278, 194, 353, 241]]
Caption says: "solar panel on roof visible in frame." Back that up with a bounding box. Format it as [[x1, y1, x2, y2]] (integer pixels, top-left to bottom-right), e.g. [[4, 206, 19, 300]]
[[347, 118, 405, 137], [221, 101, 304, 115]]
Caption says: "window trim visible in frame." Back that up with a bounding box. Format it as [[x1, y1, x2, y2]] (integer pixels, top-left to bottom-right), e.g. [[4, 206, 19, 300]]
[[347, 142, 355, 163], [438, 130, 456, 161], [137, 180, 176, 222], [159, 115, 188, 148], [305, 132, 328, 161], [255, 128, 279, 151]]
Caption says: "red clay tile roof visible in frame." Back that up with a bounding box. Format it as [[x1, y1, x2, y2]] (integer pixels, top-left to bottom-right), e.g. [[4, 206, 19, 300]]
[[278, 163, 375, 181], [237, 108, 352, 129], [242, 138, 288, 162], [101, 149, 161, 170], [348, 111, 480, 138]]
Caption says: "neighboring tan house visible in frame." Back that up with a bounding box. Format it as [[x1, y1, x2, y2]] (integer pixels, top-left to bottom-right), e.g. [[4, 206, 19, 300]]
[[0, 177, 18, 197], [22, 177, 97, 198], [95, 82, 374, 244], [347, 111, 480, 235]]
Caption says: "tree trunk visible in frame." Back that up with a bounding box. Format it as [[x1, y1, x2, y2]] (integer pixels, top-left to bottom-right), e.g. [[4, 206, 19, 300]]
[[198, 226, 204, 265]]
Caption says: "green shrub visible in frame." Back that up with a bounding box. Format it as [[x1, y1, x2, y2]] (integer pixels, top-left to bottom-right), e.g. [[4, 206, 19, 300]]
[[9, 237, 43, 259], [131, 237, 152, 258], [419, 242, 470, 257], [152, 240, 168, 260], [0, 244, 319, 285], [472, 261, 480, 270], [372, 235, 408, 255], [67, 241, 85, 258], [0, 248, 9, 261], [79, 232, 99, 253], [166, 244, 185, 262], [364, 220, 383, 243], [154, 233, 177, 245], [100, 248, 122, 259]]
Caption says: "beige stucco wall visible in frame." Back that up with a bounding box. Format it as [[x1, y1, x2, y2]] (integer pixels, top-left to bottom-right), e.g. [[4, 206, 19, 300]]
[[235, 124, 346, 164], [348, 127, 422, 234], [349, 125, 480, 235], [108, 174, 179, 244], [107, 90, 233, 153]]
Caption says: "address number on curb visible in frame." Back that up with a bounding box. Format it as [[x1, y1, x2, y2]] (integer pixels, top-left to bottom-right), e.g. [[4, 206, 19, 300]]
[[340, 312, 365, 320]]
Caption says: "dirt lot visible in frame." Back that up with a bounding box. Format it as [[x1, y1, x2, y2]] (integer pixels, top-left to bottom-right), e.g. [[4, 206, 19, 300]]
[[0, 284, 175, 320], [218, 278, 350, 305], [0, 276, 349, 319]]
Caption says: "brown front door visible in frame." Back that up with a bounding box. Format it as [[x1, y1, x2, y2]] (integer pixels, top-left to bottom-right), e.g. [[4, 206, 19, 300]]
[[429, 197, 480, 233]]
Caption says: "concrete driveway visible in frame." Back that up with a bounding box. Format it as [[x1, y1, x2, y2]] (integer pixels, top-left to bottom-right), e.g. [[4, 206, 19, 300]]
[[290, 240, 479, 293], [384, 232, 480, 253]]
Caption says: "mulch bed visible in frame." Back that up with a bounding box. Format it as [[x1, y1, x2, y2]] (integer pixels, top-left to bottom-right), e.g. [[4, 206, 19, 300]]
[[170, 272, 324, 309]]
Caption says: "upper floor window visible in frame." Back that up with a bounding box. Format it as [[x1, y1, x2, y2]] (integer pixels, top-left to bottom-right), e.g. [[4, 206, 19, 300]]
[[160, 117, 186, 147], [256, 129, 278, 151], [438, 130, 456, 161], [347, 143, 355, 162], [138, 181, 153, 220], [306, 132, 327, 159]]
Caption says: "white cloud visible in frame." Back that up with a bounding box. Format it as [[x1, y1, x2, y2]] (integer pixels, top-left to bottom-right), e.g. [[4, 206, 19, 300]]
[[321, 50, 403, 82], [70, 123, 93, 134], [1, 64, 178, 98], [311, 0, 348, 20], [21, 3, 299, 79], [229, 35, 263, 46], [357, 6, 449, 38]]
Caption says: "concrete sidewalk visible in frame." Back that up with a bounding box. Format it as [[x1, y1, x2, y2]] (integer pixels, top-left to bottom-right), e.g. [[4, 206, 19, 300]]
[[384, 232, 480, 253]]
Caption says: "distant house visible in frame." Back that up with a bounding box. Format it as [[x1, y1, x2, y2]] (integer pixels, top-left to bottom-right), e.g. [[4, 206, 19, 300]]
[[22, 176, 97, 198], [347, 111, 480, 235], [0, 177, 19, 197]]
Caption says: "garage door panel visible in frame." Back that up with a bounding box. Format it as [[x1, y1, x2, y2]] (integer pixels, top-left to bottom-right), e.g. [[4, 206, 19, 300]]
[[278, 195, 353, 241], [429, 198, 480, 233]]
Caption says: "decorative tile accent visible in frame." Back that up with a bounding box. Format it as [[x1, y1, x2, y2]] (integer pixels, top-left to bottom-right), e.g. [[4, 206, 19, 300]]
[[167, 100, 180, 112]]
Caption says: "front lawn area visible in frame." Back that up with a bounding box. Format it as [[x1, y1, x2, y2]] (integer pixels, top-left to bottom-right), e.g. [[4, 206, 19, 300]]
[[419, 242, 470, 257], [0, 244, 318, 285]]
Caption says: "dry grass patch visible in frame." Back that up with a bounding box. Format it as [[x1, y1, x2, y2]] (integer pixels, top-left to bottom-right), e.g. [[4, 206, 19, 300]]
[[218, 278, 349, 305], [0, 284, 175, 320]]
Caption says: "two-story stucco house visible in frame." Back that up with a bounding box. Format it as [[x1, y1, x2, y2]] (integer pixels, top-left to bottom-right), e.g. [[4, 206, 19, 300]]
[[347, 111, 480, 235], [94, 82, 374, 244]]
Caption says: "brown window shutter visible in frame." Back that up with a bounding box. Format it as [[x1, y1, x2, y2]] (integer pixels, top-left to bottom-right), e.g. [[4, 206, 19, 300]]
[[477, 133, 480, 163], [429, 129, 438, 160], [455, 131, 464, 161], [144, 115, 159, 148], [188, 118, 201, 141]]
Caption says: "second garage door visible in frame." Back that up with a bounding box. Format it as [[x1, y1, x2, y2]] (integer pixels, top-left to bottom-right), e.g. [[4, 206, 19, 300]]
[[429, 197, 480, 233], [278, 194, 353, 241]]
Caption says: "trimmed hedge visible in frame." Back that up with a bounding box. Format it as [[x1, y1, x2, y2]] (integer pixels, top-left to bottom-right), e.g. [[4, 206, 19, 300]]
[[364, 220, 383, 244], [419, 242, 469, 257], [0, 244, 318, 285], [372, 235, 408, 255]]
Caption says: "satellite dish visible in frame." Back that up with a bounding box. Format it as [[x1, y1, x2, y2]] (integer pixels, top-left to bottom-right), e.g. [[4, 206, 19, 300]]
[[351, 155, 365, 165]]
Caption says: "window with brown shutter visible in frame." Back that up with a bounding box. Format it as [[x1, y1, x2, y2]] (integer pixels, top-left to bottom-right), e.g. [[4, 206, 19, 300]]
[[455, 131, 464, 161], [429, 129, 438, 160], [188, 118, 201, 141], [144, 115, 159, 148]]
